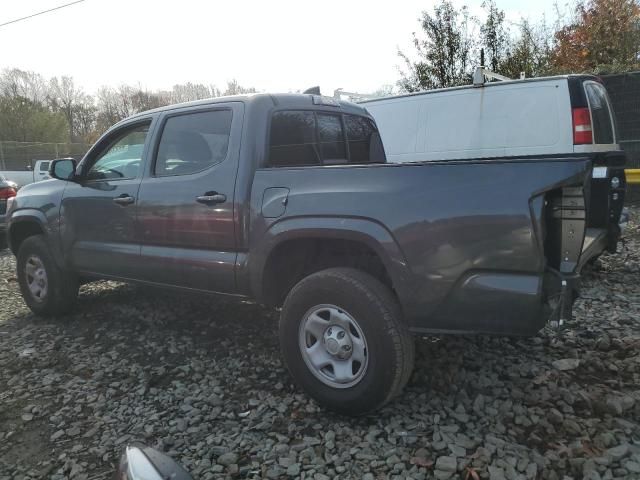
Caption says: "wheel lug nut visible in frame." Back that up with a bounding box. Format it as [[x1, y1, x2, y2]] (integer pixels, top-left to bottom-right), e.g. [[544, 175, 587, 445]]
[[337, 331, 345, 339]]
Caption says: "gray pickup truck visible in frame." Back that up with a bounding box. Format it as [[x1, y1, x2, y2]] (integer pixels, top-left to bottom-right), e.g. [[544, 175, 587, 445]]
[[6, 93, 617, 414]]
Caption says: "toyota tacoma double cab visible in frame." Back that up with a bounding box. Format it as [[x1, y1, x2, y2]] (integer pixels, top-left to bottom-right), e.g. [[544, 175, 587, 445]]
[[6, 93, 613, 414]]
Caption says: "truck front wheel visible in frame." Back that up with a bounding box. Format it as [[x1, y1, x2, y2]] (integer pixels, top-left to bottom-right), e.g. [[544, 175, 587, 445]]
[[279, 268, 415, 415], [17, 235, 78, 316]]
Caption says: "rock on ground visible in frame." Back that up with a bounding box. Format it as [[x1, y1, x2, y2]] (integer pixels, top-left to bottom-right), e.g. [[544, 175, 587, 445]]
[[1, 208, 640, 479]]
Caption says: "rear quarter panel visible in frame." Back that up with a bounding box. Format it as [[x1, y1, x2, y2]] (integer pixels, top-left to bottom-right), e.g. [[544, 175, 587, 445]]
[[249, 158, 590, 334]]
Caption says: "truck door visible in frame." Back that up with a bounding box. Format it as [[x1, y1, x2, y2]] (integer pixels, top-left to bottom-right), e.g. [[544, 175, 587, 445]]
[[35, 161, 51, 182], [135, 103, 243, 293], [60, 119, 153, 278]]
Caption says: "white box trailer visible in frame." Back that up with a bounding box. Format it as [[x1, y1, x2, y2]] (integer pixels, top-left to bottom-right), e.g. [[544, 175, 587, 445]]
[[361, 75, 620, 163]]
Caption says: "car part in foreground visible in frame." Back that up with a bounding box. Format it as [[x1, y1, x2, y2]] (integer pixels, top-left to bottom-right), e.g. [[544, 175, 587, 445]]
[[117, 444, 192, 480]]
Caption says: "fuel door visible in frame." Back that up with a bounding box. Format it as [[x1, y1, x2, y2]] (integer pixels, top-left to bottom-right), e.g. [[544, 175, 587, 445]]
[[261, 187, 290, 218]]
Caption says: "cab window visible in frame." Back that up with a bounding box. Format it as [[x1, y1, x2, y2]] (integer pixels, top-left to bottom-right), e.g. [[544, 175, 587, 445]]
[[345, 115, 384, 163], [86, 123, 150, 181], [268, 110, 385, 167], [154, 109, 232, 177], [269, 111, 319, 167]]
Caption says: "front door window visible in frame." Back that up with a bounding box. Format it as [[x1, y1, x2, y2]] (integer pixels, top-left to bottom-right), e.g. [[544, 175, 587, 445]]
[[86, 124, 150, 181]]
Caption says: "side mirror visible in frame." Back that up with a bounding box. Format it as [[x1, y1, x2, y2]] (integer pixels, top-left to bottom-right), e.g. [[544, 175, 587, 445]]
[[49, 159, 77, 181], [117, 445, 193, 480]]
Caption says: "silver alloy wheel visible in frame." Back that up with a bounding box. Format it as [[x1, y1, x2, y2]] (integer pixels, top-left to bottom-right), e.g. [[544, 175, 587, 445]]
[[25, 255, 48, 302], [298, 304, 369, 389]]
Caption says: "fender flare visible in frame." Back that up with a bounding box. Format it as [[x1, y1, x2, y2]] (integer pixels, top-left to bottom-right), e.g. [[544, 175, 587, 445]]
[[7, 209, 60, 260], [249, 216, 414, 306]]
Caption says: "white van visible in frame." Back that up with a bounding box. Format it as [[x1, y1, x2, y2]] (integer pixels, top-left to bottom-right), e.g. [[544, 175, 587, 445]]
[[362, 75, 620, 162], [361, 74, 626, 255]]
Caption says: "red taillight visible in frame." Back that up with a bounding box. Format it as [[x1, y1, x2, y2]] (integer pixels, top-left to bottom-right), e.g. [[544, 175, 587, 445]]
[[573, 107, 593, 145], [0, 187, 17, 199]]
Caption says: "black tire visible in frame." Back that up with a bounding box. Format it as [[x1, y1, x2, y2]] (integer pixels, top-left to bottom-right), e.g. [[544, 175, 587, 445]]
[[279, 267, 415, 415], [17, 235, 78, 316]]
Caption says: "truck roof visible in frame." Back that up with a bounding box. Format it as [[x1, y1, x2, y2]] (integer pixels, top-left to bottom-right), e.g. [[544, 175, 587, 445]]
[[116, 93, 368, 127], [359, 74, 599, 104]]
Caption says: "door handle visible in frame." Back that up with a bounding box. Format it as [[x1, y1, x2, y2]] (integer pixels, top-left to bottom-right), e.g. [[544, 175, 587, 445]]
[[196, 193, 227, 205], [113, 194, 135, 206]]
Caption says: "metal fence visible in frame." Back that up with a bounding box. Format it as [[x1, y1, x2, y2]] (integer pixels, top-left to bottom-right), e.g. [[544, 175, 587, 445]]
[[601, 71, 640, 165], [601, 72, 640, 201], [0, 141, 91, 171]]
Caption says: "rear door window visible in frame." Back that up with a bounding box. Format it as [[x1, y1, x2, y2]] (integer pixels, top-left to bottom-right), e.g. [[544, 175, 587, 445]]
[[268, 110, 385, 167], [585, 82, 615, 144], [155, 109, 232, 177]]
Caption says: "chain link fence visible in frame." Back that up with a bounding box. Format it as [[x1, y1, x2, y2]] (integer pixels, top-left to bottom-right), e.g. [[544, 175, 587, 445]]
[[600, 72, 640, 163], [0, 141, 92, 171]]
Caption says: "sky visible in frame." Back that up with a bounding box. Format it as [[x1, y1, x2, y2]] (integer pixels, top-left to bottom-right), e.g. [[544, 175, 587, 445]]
[[0, 0, 561, 96]]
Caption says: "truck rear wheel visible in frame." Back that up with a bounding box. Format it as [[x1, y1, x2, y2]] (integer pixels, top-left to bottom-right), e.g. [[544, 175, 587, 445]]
[[279, 268, 414, 415], [17, 235, 78, 316]]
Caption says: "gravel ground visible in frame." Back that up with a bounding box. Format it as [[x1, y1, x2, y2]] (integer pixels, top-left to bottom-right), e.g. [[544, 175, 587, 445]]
[[1, 213, 640, 480]]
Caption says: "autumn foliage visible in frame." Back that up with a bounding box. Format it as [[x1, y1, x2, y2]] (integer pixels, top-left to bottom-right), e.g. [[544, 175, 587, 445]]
[[551, 0, 640, 73], [400, 0, 640, 92]]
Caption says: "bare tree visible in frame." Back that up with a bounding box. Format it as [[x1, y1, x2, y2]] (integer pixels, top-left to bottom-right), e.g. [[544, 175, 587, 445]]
[[73, 94, 97, 143], [0, 69, 48, 104], [169, 82, 220, 103], [223, 79, 256, 96], [49, 76, 85, 141]]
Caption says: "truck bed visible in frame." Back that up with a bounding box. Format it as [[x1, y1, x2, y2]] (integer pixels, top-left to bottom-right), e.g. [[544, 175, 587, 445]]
[[249, 155, 595, 336]]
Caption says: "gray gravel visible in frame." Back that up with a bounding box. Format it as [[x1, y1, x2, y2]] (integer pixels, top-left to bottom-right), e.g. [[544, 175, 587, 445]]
[[1, 210, 640, 480]]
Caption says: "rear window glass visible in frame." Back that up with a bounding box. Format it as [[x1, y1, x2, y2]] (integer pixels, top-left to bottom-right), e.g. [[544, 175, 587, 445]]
[[39, 161, 50, 172], [268, 111, 385, 167], [345, 115, 382, 163], [269, 111, 319, 166], [585, 82, 615, 144], [317, 114, 347, 164]]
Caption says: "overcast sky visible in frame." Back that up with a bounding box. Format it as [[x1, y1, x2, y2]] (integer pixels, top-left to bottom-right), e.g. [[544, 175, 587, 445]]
[[1, 0, 561, 95]]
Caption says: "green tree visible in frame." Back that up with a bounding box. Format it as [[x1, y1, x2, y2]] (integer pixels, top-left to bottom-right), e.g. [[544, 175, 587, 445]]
[[480, 0, 508, 72], [0, 96, 68, 143], [500, 19, 552, 79], [398, 0, 478, 91]]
